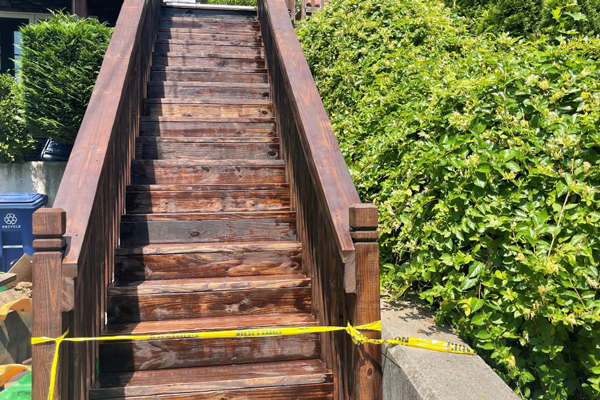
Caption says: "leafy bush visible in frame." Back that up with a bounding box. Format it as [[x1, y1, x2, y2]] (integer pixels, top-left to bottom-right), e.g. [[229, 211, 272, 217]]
[[298, 0, 600, 399], [445, 0, 600, 36], [19, 12, 112, 144], [0, 74, 34, 162]]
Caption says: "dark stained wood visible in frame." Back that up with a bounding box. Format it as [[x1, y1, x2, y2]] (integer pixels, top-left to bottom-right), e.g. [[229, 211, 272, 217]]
[[108, 287, 312, 322], [104, 311, 315, 335], [159, 19, 260, 33], [150, 68, 268, 83], [130, 160, 286, 185], [162, 7, 258, 20], [100, 334, 320, 372], [135, 137, 280, 160], [119, 214, 297, 245], [31, 208, 68, 400], [127, 183, 289, 191], [147, 82, 270, 99], [33, 238, 66, 252], [158, 30, 262, 44], [90, 360, 332, 399], [144, 103, 272, 118], [140, 118, 276, 137], [155, 42, 264, 57], [153, 54, 264, 69], [126, 189, 288, 213]]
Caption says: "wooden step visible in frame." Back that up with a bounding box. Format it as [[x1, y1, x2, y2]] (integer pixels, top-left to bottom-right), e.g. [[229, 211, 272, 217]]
[[150, 67, 268, 83], [155, 42, 264, 57], [157, 37, 262, 48], [126, 188, 288, 214], [140, 118, 275, 138], [120, 211, 296, 246], [115, 241, 301, 282], [144, 103, 272, 118], [162, 7, 258, 21], [159, 19, 260, 33], [91, 360, 333, 399], [107, 275, 310, 322], [135, 137, 280, 161], [126, 188, 288, 213], [146, 82, 270, 100], [130, 159, 286, 185], [157, 30, 261, 44], [126, 183, 290, 191], [153, 54, 264, 69]]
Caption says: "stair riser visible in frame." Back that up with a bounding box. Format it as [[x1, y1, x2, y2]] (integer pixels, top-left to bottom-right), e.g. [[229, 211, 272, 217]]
[[120, 218, 296, 246], [155, 43, 263, 57], [91, 380, 333, 399], [108, 287, 311, 322], [126, 190, 289, 214], [162, 8, 258, 20], [144, 104, 272, 118], [100, 335, 320, 372], [160, 20, 260, 33], [135, 142, 280, 161], [147, 85, 270, 100], [157, 31, 261, 44], [115, 250, 301, 281], [150, 70, 268, 83], [153, 55, 264, 69], [140, 120, 275, 137], [131, 165, 286, 185]]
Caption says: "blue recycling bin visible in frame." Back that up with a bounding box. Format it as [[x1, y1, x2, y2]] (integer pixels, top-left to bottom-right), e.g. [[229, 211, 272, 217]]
[[0, 193, 48, 272]]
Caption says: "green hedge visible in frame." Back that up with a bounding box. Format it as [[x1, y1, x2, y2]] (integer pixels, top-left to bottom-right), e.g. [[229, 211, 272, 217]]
[[445, 0, 600, 36], [298, 0, 600, 399], [19, 12, 112, 144], [0, 74, 34, 162]]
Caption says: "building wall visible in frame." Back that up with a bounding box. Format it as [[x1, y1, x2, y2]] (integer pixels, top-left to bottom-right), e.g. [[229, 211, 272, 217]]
[[0, 0, 71, 14]]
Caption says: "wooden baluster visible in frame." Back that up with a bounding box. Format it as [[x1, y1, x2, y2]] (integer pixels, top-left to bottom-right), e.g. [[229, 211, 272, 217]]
[[32, 208, 67, 400], [349, 204, 382, 400]]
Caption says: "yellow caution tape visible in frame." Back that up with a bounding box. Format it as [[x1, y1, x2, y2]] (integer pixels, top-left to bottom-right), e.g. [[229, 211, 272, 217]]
[[32, 320, 475, 400]]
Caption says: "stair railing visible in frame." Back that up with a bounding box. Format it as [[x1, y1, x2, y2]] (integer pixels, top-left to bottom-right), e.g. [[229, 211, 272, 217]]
[[31, 0, 161, 398], [257, 0, 382, 399]]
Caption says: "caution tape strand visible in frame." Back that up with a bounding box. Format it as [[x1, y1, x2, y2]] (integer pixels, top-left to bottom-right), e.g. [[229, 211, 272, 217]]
[[32, 320, 475, 400]]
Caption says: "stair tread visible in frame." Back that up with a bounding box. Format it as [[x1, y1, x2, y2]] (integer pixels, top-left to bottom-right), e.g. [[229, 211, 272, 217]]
[[148, 81, 269, 88], [136, 137, 279, 143], [151, 66, 267, 73], [104, 311, 316, 335], [116, 240, 300, 256], [126, 183, 290, 192], [131, 159, 284, 166], [145, 98, 271, 106], [140, 116, 275, 123], [91, 359, 332, 397], [109, 274, 309, 296], [122, 210, 295, 221], [156, 37, 262, 47]]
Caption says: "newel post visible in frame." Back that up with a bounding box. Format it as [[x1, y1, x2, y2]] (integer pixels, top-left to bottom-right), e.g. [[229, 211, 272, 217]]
[[32, 208, 68, 400], [349, 204, 382, 400]]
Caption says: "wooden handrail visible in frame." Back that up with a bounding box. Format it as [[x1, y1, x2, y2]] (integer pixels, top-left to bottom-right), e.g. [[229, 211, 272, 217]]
[[31, 0, 162, 398], [259, 0, 361, 267], [258, 0, 381, 398]]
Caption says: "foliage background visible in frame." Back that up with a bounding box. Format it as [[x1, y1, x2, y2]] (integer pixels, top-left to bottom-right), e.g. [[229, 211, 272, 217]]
[[19, 12, 112, 144], [0, 74, 34, 162], [297, 0, 600, 399]]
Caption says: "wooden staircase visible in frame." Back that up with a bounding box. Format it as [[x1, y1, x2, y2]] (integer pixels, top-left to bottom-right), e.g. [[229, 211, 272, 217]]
[[87, 6, 333, 399], [31, 1, 381, 399]]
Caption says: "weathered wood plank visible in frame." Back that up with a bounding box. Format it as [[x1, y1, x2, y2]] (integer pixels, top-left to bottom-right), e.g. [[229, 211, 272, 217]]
[[155, 43, 263, 56], [100, 334, 320, 372], [158, 30, 261, 44], [140, 118, 275, 137], [151, 68, 268, 83], [135, 137, 280, 160], [91, 360, 332, 399], [162, 7, 257, 20], [126, 183, 289, 192], [144, 103, 273, 118], [153, 54, 265, 69], [104, 312, 315, 335], [130, 160, 286, 185], [147, 83, 270, 100], [115, 241, 301, 281], [120, 215, 296, 245], [126, 189, 288, 213], [108, 286, 311, 322], [159, 19, 260, 32]]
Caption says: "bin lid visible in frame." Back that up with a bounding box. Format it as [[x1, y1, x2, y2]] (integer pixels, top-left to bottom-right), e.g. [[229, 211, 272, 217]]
[[0, 193, 48, 209]]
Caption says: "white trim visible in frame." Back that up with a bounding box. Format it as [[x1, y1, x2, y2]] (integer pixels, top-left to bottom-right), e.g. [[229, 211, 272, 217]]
[[0, 10, 53, 23]]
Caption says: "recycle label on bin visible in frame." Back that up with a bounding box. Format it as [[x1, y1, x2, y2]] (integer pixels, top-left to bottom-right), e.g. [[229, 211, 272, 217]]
[[2, 213, 21, 229]]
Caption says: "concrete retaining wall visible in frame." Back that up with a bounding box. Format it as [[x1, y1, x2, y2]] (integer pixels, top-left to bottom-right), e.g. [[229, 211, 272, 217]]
[[0, 162, 66, 206], [382, 298, 520, 400]]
